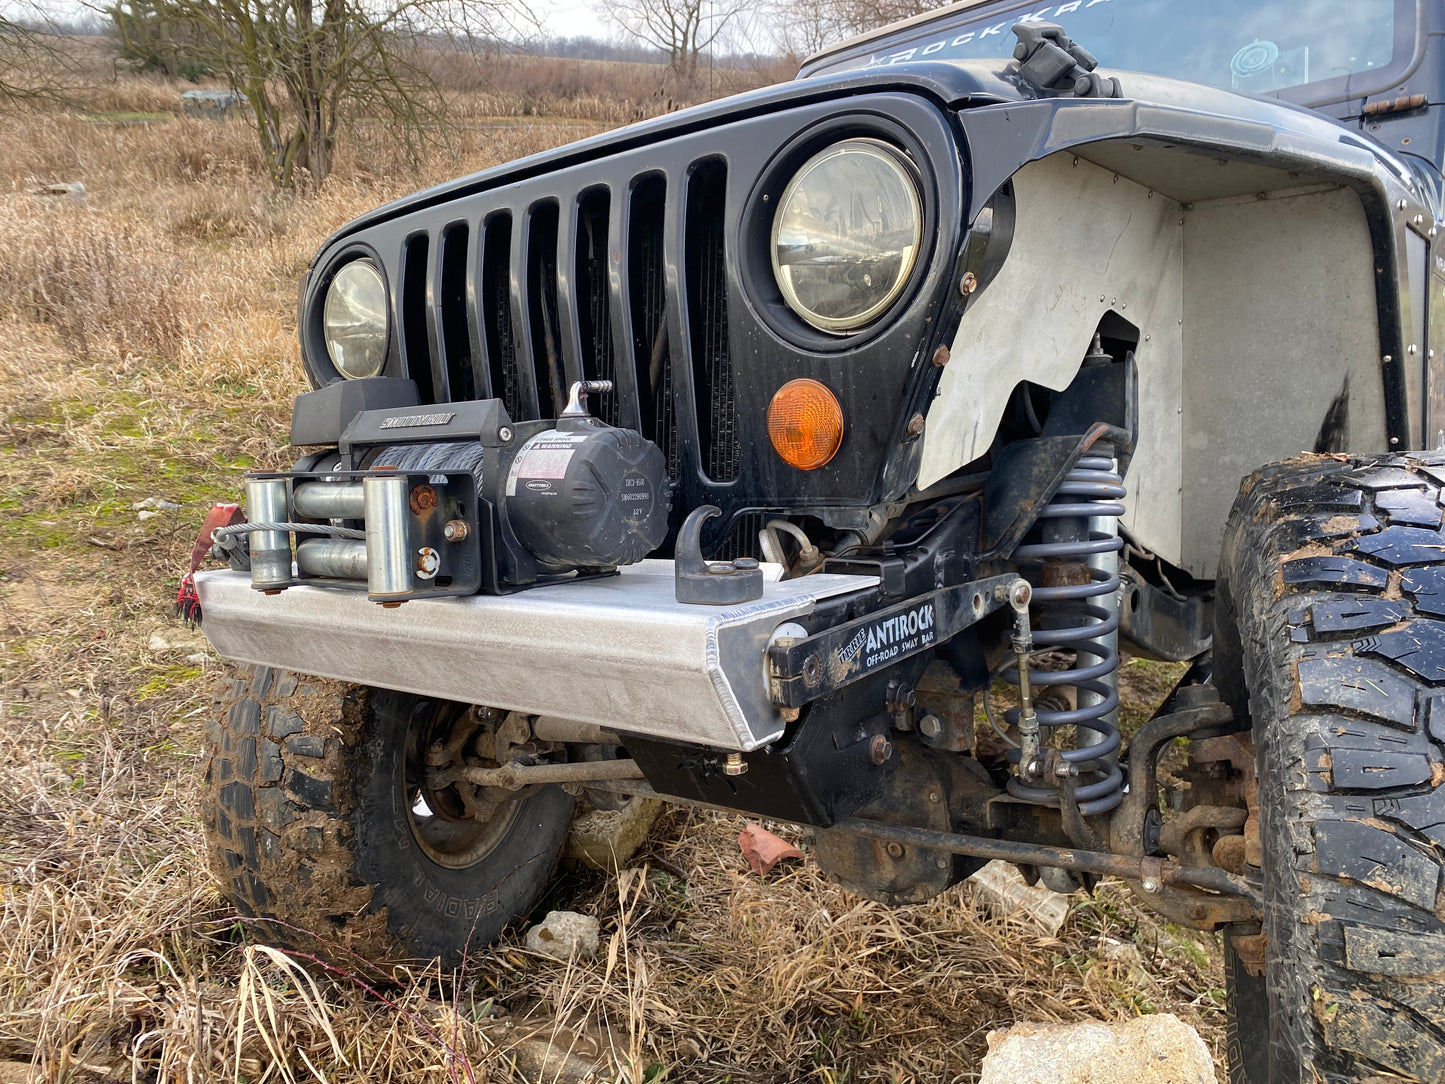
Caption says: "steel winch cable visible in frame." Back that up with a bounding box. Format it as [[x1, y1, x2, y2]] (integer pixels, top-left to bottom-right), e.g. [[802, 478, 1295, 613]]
[[212, 521, 367, 541]]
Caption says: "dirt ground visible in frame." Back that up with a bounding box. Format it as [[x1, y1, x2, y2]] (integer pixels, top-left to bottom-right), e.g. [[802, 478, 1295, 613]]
[[0, 67, 1226, 1083]]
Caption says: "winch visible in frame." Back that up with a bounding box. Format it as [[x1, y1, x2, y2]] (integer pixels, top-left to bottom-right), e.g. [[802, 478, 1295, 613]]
[[232, 380, 671, 603]]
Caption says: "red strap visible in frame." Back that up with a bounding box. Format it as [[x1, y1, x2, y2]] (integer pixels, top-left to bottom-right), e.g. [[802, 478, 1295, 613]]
[[189, 503, 244, 574], [177, 503, 245, 626]]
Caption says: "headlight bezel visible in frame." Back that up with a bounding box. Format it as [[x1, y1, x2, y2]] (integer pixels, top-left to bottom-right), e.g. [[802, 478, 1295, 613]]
[[740, 115, 942, 351], [769, 137, 924, 334], [306, 245, 393, 384]]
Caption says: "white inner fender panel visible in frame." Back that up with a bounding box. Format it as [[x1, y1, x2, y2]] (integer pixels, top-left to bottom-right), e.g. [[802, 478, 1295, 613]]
[[921, 149, 1384, 577], [921, 151, 1186, 564], [195, 561, 878, 752]]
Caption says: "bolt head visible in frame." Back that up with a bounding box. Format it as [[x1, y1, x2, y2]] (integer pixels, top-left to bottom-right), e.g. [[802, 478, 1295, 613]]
[[1141, 877, 1163, 894], [721, 754, 748, 777], [885, 841, 905, 859], [868, 735, 894, 765], [919, 713, 943, 739], [906, 413, 926, 438], [960, 271, 978, 295], [802, 654, 823, 687], [498, 426, 514, 443], [443, 519, 470, 542]]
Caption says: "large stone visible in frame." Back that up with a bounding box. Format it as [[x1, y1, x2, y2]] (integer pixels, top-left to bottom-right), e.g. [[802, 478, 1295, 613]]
[[563, 797, 663, 871], [967, 859, 1071, 936], [978, 1013, 1214, 1084], [501, 1018, 626, 1083], [524, 910, 600, 961]]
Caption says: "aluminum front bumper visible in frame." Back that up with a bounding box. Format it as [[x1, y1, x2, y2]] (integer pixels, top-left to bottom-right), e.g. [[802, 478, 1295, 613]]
[[195, 562, 877, 751]]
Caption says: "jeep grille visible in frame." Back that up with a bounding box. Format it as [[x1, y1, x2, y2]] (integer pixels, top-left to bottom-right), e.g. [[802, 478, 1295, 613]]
[[391, 159, 739, 488]]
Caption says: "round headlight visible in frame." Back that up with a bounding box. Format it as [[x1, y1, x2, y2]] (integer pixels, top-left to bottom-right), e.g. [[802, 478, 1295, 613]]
[[323, 260, 388, 379], [771, 139, 922, 333]]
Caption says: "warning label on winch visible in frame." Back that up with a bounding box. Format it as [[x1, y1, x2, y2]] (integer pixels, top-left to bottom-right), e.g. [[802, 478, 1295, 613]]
[[506, 432, 590, 496]]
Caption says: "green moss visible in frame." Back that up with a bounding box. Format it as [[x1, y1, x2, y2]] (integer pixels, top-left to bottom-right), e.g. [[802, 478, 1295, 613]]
[[137, 665, 204, 700], [81, 111, 172, 124]]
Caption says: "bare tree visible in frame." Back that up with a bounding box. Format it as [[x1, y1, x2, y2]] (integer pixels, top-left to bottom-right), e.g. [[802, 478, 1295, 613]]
[[0, 4, 77, 106], [830, 0, 950, 35], [604, 0, 737, 79], [757, 0, 951, 64], [110, 0, 508, 188]]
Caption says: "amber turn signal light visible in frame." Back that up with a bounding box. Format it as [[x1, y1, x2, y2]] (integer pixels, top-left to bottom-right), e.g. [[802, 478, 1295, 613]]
[[767, 378, 844, 470]]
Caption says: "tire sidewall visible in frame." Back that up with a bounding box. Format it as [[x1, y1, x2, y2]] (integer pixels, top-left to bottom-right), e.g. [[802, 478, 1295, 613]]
[[352, 689, 574, 964]]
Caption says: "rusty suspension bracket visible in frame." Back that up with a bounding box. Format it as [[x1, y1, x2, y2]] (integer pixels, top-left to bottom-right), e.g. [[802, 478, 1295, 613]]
[[830, 818, 1260, 913], [767, 574, 1026, 710], [594, 777, 1261, 922]]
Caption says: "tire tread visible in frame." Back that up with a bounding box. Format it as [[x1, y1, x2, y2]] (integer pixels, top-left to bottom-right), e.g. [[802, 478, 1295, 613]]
[[1219, 453, 1445, 1083]]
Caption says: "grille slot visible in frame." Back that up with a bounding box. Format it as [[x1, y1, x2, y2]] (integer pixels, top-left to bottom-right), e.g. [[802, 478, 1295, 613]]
[[627, 175, 678, 480], [684, 158, 737, 482], [400, 233, 435, 403], [525, 201, 564, 421], [437, 222, 473, 402], [480, 213, 520, 420], [575, 188, 619, 427]]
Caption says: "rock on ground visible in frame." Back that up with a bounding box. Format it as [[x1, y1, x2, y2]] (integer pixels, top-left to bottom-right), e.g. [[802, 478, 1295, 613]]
[[524, 910, 600, 961], [966, 859, 1071, 936], [979, 1013, 1214, 1084], [496, 1017, 628, 1084], [563, 797, 663, 871]]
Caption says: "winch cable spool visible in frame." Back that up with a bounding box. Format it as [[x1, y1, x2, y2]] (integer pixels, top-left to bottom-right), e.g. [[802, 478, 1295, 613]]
[[365, 441, 486, 478], [1005, 448, 1126, 815]]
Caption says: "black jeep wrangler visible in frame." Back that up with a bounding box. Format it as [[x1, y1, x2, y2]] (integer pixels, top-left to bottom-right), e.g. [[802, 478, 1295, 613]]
[[193, 1, 1445, 1079]]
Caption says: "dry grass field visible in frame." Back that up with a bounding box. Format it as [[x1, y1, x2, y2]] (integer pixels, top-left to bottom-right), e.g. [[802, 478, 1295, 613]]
[[0, 59, 1226, 1083]]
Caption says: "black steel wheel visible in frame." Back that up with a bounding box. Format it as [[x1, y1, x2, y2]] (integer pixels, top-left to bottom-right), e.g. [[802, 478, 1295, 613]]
[[202, 665, 573, 971], [1215, 452, 1445, 1082]]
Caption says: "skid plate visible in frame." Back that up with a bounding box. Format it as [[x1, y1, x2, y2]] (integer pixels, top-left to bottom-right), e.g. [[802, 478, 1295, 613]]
[[195, 562, 876, 750]]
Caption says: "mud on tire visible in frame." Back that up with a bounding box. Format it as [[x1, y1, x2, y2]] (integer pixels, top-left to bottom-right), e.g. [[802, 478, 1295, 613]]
[[201, 666, 573, 971], [1216, 452, 1445, 1083]]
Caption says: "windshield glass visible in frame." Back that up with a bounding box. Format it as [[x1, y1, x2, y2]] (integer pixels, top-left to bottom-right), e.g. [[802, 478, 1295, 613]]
[[808, 0, 1410, 104]]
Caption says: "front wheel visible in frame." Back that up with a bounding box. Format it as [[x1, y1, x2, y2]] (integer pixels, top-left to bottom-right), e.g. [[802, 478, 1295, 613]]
[[1216, 453, 1445, 1082], [201, 666, 574, 970]]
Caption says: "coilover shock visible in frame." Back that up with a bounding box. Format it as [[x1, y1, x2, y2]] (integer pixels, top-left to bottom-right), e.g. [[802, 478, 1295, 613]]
[[1006, 449, 1127, 815]]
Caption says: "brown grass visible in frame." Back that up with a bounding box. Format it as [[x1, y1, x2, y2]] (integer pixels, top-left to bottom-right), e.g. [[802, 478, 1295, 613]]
[[0, 71, 1225, 1084]]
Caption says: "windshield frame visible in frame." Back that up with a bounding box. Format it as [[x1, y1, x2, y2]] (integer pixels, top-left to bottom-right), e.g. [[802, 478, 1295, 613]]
[[800, 0, 1427, 111]]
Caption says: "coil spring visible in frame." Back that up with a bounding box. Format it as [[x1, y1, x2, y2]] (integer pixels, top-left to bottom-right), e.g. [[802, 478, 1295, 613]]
[[1006, 452, 1126, 815]]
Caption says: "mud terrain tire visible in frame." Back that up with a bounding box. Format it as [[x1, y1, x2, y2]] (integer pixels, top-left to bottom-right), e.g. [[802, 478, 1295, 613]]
[[1216, 452, 1445, 1083], [201, 665, 573, 971]]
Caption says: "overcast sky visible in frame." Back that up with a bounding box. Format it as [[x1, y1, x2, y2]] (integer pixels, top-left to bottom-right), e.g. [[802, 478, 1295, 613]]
[[22, 0, 643, 43], [539, 0, 613, 41], [16, 0, 778, 55]]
